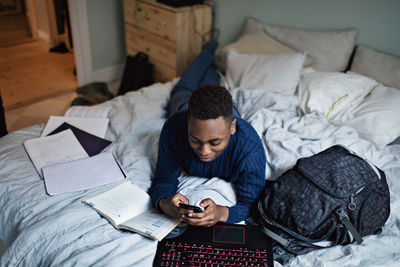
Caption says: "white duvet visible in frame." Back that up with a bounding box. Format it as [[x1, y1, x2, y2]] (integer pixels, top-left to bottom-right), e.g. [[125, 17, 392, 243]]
[[0, 75, 399, 266]]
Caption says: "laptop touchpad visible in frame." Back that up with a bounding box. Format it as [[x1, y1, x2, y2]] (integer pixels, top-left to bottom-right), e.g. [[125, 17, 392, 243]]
[[213, 225, 245, 244]]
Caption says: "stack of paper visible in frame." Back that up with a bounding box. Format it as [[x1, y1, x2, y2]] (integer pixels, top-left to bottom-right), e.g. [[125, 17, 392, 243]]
[[24, 111, 126, 196]]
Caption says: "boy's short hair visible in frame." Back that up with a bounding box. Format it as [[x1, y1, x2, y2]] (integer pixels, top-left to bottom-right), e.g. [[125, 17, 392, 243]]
[[188, 84, 233, 123]]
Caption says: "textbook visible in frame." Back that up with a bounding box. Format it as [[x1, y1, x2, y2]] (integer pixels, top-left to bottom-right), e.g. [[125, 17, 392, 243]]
[[83, 181, 181, 241]]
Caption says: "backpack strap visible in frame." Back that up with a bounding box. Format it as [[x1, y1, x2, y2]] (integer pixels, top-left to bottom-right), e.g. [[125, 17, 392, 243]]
[[336, 209, 363, 244], [262, 226, 289, 248]]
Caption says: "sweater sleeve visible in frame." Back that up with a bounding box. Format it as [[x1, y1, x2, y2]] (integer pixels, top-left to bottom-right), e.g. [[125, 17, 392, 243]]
[[226, 150, 266, 223], [149, 121, 182, 209]]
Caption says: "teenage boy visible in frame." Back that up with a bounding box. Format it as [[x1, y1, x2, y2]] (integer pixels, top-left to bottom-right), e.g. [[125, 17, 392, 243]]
[[149, 41, 266, 227]]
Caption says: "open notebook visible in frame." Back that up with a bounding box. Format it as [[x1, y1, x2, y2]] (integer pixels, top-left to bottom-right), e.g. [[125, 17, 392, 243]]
[[83, 181, 181, 241]]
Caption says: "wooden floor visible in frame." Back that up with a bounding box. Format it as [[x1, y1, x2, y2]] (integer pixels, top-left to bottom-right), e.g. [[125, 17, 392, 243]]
[[4, 90, 77, 133], [0, 13, 34, 48], [0, 17, 78, 133], [0, 41, 77, 110]]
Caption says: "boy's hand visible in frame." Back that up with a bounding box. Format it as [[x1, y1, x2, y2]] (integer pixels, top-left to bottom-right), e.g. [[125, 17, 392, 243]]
[[182, 198, 229, 227], [159, 193, 188, 219]]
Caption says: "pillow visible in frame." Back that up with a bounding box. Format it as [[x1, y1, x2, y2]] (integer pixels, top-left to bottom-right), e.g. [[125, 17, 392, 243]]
[[342, 84, 400, 148], [225, 50, 305, 95], [244, 18, 358, 72], [215, 30, 312, 73], [298, 72, 377, 121], [298, 71, 400, 148], [350, 45, 400, 89]]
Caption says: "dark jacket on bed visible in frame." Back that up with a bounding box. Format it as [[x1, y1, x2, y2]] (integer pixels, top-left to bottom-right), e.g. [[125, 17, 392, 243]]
[[149, 110, 266, 223]]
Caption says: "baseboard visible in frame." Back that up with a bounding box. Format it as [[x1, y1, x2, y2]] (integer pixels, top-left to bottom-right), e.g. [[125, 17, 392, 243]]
[[37, 30, 58, 47], [37, 30, 50, 45], [82, 64, 124, 85]]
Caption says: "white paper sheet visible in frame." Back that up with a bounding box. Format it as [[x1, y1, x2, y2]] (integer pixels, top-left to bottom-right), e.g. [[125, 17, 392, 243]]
[[43, 152, 125, 195], [24, 129, 89, 177], [65, 106, 112, 118], [41, 116, 109, 138]]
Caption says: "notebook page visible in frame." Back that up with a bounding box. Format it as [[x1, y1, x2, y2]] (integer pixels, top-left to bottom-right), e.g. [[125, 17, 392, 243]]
[[120, 209, 181, 241], [83, 181, 151, 226], [24, 129, 88, 177], [43, 152, 125, 196]]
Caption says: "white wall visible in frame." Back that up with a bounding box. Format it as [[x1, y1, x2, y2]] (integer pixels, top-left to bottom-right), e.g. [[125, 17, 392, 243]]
[[32, 0, 58, 47], [69, 0, 125, 86]]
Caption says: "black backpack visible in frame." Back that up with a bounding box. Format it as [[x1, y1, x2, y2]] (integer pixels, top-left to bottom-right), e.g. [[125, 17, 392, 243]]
[[258, 145, 390, 264], [118, 52, 154, 96]]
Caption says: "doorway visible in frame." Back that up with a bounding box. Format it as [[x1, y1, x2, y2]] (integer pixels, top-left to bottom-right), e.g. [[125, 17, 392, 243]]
[[0, 0, 33, 47], [0, 0, 77, 131]]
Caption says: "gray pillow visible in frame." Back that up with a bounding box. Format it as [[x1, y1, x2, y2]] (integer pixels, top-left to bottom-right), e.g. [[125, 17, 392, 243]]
[[350, 45, 400, 89], [244, 18, 358, 72]]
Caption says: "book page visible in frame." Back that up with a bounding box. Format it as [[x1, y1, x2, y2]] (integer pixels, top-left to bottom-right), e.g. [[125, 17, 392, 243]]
[[24, 129, 89, 177], [41, 116, 109, 138], [120, 209, 181, 241], [65, 105, 112, 118], [43, 152, 126, 196], [83, 181, 151, 226]]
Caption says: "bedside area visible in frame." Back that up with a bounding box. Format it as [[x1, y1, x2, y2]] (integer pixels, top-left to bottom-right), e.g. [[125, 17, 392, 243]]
[[122, 0, 213, 82]]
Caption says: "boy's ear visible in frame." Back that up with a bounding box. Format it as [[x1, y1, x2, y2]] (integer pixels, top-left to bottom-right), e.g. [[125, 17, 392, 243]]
[[230, 119, 236, 135]]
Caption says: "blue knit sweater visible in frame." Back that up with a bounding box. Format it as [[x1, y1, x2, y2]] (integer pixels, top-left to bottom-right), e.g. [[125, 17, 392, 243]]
[[149, 111, 266, 223]]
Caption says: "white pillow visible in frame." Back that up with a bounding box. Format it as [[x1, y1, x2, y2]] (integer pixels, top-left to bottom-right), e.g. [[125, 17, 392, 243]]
[[215, 30, 312, 73], [350, 45, 400, 89], [244, 18, 358, 72], [343, 84, 400, 148], [225, 50, 305, 95], [298, 72, 377, 121]]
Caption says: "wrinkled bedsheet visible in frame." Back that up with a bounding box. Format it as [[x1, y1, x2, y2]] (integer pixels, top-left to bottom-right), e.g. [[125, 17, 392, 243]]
[[1, 79, 399, 266]]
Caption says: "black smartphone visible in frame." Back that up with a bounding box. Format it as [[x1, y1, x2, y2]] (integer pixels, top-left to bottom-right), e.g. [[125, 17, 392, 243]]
[[179, 203, 203, 213]]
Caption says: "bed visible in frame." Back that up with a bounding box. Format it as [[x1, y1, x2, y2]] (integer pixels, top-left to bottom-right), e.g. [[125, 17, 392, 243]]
[[1, 17, 400, 266]]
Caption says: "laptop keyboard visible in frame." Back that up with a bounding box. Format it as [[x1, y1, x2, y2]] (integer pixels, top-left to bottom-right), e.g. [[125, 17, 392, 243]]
[[159, 241, 270, 266]]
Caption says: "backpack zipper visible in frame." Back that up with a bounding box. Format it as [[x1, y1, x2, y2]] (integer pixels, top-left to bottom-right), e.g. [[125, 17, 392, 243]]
[[348, 186, 365, 211]]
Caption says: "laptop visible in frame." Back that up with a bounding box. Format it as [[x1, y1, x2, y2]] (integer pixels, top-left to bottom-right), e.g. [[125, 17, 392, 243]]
[[153, 222, 274, 266]]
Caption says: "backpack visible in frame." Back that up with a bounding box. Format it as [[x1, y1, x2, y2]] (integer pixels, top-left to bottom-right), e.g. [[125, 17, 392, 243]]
[[118, 52, 154, 96], [257, 145, 390, 264]]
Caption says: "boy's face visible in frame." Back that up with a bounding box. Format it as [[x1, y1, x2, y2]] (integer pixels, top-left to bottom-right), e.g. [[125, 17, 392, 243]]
[[188, 115, 236, 162]]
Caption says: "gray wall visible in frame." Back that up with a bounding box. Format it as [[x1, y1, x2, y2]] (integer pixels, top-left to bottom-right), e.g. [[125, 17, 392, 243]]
[[212, 0, 400, 57], [86, 0, 400, 72], [86, 0, 126, 71]]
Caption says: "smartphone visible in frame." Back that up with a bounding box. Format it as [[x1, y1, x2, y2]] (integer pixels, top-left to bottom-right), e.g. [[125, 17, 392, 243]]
[[179, 203, 203, 213]]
